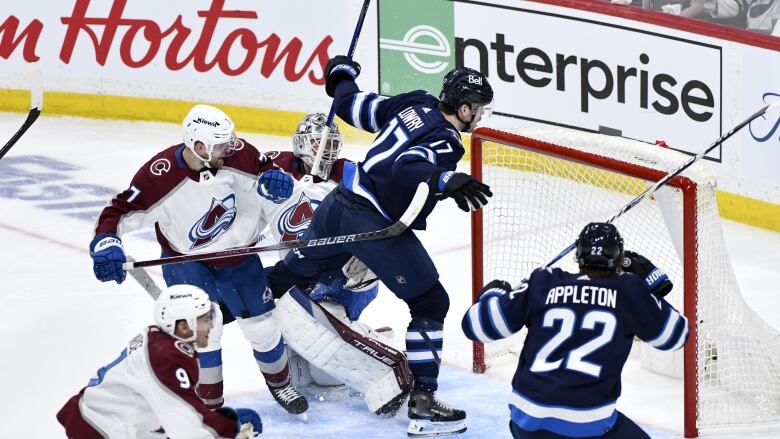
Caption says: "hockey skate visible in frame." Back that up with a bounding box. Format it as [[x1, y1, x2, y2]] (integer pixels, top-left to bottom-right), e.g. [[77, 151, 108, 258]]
[[269, 382, 309, 417], [407, 389, 467, 437]]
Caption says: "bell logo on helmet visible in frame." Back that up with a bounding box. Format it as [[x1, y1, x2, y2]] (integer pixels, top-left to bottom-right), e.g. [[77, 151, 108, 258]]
[[467, 74, 483, 85]]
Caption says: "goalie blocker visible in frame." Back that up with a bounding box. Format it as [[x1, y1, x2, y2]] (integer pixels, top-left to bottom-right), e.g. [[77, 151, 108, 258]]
[[273, 287, 413, 414]]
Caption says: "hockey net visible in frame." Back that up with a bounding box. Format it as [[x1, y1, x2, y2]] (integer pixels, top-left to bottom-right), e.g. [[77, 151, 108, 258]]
[[469, 127, 780, 437]]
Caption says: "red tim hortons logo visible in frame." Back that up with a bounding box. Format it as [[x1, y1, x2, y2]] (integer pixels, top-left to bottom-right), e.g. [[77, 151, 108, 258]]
[[0, 0, 333, 83]]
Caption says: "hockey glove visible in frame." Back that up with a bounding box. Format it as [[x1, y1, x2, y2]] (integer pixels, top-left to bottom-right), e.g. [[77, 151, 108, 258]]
[[429, 169, 493, 212], [89, 233, 127, 284], [622, 250, 674, 298], [217, 407, 262, 437], [480, 279, 513, 299], [324, 55, 361, 97], [258, 169, 293, 204]]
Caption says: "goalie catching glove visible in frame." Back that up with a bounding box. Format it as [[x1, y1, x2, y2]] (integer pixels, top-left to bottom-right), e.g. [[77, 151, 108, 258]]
[[621, 250, 673, 298], [429, 169, 492, 212]]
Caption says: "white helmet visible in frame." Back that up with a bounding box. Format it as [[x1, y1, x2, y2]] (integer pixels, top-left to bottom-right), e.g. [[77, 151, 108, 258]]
[[182, 105, 243, 167], [292, 113, 343, 180], [154, 284, 213, 342]]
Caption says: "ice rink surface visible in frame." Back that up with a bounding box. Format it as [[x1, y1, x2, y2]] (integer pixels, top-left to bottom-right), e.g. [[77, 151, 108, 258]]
[[1, 114, 778, 438]]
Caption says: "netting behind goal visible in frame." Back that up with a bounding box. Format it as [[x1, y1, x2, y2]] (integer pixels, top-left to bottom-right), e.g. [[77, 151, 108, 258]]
[[469, 127, 780, 437]]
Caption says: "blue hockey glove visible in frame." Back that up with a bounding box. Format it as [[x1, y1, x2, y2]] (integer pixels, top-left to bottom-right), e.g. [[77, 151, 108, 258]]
[[430, 169, 493, 212], [217, 407, 262, 436], [622, 250, 673, 298], [89, 233, 127, 284], [324, 55, 361, 97], [480, 279, 513, 299], [258, 169, 293, 203]]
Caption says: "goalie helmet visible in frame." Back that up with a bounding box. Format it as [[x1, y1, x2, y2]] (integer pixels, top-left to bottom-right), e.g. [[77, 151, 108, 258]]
[[182, 104, 243, 166], [293, 113, 343, 180], [154, 284, 212, 342], [439, 67, 494, 131], [575, 222, 624, 271]]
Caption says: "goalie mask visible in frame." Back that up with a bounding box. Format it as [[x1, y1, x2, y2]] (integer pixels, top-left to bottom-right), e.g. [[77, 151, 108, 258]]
[[182, 104, 243, 167], [439, 67, 494, 132], [293, 113, 343, 180], [154, 284, 214, 343], [575, 222, 624, 271]]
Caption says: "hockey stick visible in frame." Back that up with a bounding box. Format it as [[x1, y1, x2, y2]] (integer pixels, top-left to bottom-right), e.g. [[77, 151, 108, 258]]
[[126, 255, 163, 299], [536, 101, 780, 274], [0, 63, 43, 161], [307, 0, 371, 181], [123, 182, 429, 269]]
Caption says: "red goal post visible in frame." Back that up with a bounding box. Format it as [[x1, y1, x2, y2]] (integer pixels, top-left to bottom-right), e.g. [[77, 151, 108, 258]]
[[469, 127, 780, 438]]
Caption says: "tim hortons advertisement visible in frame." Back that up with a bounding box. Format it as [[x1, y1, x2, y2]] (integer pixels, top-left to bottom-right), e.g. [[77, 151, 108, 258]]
[[378, 0, 723, 159], [0, 0, 352, 111]]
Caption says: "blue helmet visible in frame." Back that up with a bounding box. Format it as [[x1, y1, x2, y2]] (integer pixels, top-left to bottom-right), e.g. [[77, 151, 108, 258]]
[[575, 222, 624, 270]]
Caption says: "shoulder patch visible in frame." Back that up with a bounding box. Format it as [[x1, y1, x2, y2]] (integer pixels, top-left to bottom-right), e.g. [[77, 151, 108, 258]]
[[266, 151, 281, 160], [174, 340, 195, 358], [150, 158, 172, 176]]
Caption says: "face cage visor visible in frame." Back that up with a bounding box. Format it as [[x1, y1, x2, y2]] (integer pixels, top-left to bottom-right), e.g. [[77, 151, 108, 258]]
[[298, 131, 343, 179], [206, 132, 243, 161]]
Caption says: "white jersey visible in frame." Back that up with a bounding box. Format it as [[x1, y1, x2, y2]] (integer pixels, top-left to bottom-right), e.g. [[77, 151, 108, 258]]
[[260, 151, 348, 259], [95, 142, 275, 266], [57, 326, 237, 439]]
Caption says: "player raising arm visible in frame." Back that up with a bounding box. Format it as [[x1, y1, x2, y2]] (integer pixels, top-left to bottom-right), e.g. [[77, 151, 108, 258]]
[[88, 105, 308, 416], [463, 223, 688, 439], [57, 285, 263, 439], [267, 57, 494, 436]]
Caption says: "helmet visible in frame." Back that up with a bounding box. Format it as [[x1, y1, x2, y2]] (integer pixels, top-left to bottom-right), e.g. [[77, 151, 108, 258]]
[[154, 284, 213, 342], [439, 67, 494, 131], [292, 113, 343, 180], [575, 222, 624, 271], [182, 105, 243, 166]]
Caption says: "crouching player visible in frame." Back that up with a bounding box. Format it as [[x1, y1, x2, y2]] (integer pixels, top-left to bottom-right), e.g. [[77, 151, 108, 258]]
[[250, 112, 411, 414], [57, 285, 263, 439], [463, 223, 688, 438]]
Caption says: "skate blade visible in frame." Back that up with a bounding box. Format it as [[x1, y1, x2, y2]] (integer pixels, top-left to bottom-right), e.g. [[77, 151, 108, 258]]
[[407, 419, 467, 437], [296, 412, 309, 423]]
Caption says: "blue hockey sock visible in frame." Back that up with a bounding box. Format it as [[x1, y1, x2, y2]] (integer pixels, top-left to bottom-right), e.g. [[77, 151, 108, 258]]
[[406, 318, 444, 392]]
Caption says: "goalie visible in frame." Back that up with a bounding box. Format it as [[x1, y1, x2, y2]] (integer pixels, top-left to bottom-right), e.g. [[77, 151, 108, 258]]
[[196, 113, 413, 415]]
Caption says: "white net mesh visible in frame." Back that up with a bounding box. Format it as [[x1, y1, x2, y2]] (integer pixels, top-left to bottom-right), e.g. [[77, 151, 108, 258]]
[[472, 128, 780, 431]]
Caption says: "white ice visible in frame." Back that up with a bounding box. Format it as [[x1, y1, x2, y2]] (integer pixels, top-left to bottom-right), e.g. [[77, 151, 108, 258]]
[[1, 114, 778, 438]]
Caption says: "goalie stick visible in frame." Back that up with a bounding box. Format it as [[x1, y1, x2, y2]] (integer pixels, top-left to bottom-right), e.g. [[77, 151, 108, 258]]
[[307, 0, 371, 182], [536, 101, 780, 276], [0, 63, 43, 161], [123, 182, 429, 270]]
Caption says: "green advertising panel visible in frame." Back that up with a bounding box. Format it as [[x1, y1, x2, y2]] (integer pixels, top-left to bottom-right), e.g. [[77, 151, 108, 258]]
[[378, 0, 455, 96]]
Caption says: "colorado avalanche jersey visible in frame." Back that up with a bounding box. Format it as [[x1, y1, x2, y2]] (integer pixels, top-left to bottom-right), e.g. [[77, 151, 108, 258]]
[[57, 326, 237, 439], [94, 141, 275, 267], [462, 268, 689, 438], [331, 80, 464, 229], [259, 151, 347, 258]]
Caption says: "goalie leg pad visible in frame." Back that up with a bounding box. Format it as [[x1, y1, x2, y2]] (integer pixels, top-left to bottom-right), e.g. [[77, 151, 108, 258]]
[[273, 287, 413, 414]]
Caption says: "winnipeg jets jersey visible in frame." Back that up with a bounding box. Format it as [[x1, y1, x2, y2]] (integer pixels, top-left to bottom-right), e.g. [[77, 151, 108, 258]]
[[260, 151, 347, 258], [57, 326, 237, 439], [95, 142, 275, 266], [462, 268, 689, 438], [331, 80, 464, 230]]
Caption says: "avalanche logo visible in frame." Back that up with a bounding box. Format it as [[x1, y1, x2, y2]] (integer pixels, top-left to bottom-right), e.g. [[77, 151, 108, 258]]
[[188, 194, 238, 249], [278, 192, 319, 242]]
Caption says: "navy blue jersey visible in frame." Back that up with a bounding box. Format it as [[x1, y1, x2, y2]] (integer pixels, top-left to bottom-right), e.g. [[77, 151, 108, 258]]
[[332, 80, 464, 229], [463, 268, 689, 438]]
